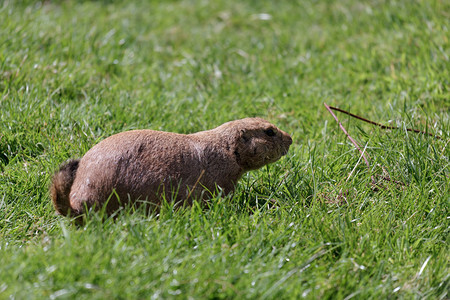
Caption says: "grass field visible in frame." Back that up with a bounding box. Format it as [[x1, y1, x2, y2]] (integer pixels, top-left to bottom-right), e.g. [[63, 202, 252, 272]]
[[0, 0, 449, 298]]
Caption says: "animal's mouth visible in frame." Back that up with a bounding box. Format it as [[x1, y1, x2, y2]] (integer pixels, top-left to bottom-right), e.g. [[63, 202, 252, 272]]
[[265, 147, 289, 162], [281, 135, 292, 156], [280, 144, 291, 156], [265, 154, 280, 163]]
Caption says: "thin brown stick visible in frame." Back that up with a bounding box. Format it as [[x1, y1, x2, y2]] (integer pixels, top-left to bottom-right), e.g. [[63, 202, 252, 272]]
[[327, 105, 441, 139], [322, 103, 415, 200], [324, 103, 371, 170]]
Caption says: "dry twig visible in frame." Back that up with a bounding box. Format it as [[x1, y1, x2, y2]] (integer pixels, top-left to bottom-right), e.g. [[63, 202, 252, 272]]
[[321, 103, 429, 202], [327, 105, 441, 139]]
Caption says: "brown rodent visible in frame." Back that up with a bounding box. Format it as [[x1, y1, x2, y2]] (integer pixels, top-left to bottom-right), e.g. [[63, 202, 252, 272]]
[[50, 118, 292, 218]]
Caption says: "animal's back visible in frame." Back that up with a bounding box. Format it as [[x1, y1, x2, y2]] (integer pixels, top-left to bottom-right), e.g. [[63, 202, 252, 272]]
[[68, 130, 205, 214], [50, 118, 292, 218]]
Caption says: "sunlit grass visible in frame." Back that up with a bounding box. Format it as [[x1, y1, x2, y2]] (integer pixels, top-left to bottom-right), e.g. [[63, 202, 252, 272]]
[[0, 0, 448, 298]]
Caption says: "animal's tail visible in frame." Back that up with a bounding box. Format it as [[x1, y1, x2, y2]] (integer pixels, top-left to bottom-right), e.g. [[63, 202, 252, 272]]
[[50, 159, 80, 217]]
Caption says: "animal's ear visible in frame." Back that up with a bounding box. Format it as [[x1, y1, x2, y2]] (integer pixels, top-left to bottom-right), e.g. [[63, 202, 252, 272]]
[[240, 130, 251, 143]]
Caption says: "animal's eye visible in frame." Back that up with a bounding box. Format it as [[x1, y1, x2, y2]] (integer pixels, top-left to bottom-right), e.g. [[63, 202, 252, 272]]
[[264, 128, 276, 137]]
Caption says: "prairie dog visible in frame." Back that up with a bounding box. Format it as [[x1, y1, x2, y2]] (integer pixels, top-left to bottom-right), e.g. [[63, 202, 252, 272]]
[[50, 118, 292, 217]]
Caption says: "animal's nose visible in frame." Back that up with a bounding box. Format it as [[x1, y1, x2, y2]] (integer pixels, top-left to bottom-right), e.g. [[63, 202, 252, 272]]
[[286, 134, 293, 145]]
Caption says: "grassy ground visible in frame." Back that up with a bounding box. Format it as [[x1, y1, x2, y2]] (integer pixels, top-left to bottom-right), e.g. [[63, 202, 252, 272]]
[[0, 0, 449, 298]]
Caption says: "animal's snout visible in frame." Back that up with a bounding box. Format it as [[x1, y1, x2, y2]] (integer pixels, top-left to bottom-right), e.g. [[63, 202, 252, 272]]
[[285, 134, 293, 145], [279, 132, 292, 156], [281, 131, 292, 146]]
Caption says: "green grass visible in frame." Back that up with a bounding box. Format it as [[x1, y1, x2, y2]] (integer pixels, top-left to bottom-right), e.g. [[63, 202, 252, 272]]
[[0, 0, 449, 298]]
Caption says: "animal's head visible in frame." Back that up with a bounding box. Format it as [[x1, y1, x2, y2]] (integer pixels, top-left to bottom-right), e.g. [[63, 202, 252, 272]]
[[225, 118, 292, 171]]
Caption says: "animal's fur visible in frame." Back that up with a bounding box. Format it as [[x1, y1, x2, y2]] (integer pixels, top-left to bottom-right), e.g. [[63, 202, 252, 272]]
[[50, 118, 292, 217]]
